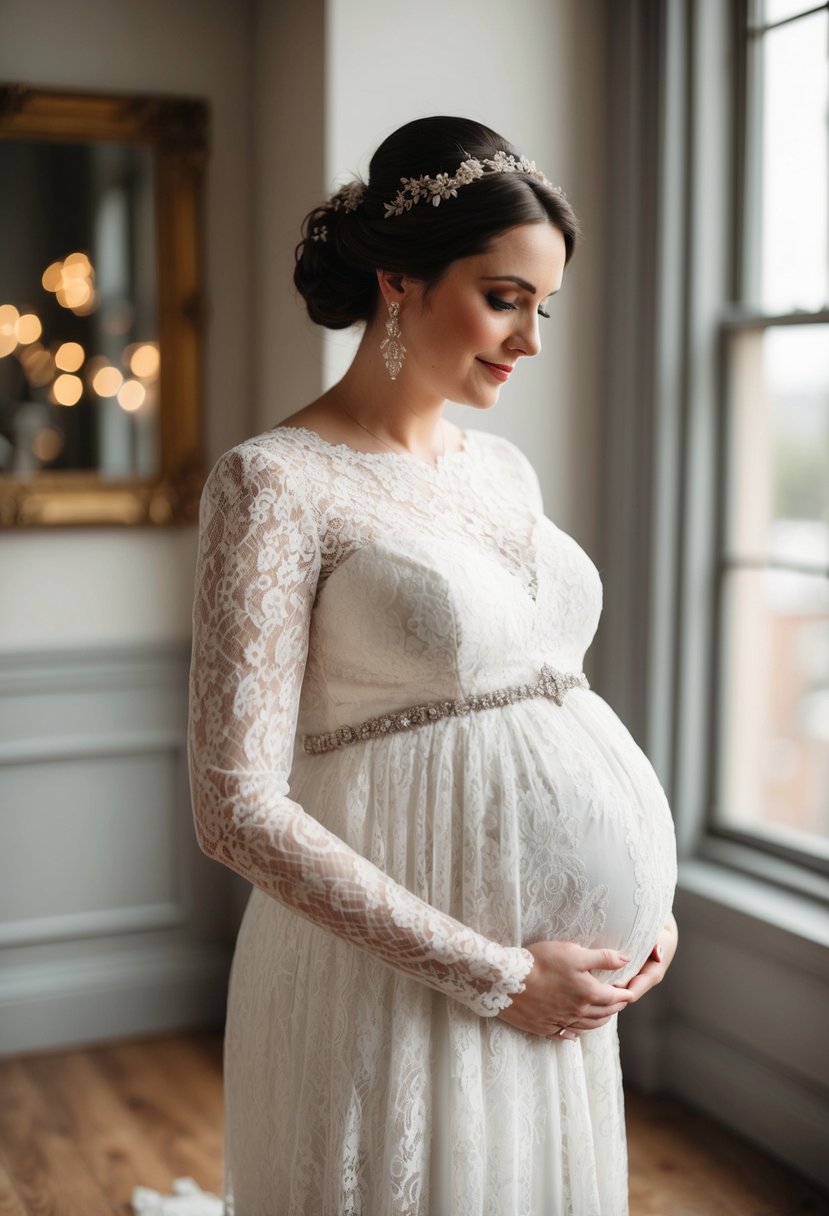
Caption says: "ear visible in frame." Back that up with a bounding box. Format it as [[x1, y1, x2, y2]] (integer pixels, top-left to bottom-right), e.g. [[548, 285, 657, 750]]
[[376, 269, 409, 309]]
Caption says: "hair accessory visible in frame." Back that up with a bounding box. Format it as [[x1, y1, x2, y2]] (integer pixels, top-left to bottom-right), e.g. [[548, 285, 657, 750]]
[[309, 180, 366, 242], [332, 180, 366, 212], [380, 300, 406, 380], [383, 150, 562, 218]]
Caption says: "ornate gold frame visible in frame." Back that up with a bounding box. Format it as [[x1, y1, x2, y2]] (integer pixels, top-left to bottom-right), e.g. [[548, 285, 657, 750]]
[[0, 83, 208, 526]]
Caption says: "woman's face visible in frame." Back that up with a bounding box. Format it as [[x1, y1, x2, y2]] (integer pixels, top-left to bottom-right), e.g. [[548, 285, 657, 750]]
[[395, 221, 567, 409]]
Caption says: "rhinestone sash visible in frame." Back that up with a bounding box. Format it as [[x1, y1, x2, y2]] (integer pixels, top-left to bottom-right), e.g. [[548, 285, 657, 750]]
[[302, 663, 589, 754]]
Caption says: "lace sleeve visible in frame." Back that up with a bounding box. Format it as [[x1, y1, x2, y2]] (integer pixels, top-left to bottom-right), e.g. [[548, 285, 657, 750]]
[[188, 443, 535, 1017]]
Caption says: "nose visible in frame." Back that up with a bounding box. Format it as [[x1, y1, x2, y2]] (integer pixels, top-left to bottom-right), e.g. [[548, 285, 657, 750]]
[[507, 311, 542, 359]]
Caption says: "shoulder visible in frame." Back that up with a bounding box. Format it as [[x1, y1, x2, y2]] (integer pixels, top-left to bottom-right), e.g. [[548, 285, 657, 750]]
[[200, 428, 320, 528], [466, 429, 543, 511], [205, 428, 316, 492], [468, 427, 534, 467]]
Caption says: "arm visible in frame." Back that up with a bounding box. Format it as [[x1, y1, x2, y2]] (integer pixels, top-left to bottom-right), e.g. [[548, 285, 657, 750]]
[[188, 443, 535, 1017]]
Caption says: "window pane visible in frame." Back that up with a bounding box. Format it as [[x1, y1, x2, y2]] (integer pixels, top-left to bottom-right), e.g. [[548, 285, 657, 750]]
[[759, 11, 829, 312], [726, 324, 829, 568], [763, 0, 825, 25], [717, 565, 829, 853]]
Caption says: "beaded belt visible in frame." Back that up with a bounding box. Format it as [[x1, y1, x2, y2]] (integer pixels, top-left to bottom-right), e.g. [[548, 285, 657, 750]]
[[302, 663, 589, 754]]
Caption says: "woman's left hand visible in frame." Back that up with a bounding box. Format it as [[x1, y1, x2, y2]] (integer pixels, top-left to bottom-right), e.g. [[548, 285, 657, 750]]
[[622, 913, 678, 1003]]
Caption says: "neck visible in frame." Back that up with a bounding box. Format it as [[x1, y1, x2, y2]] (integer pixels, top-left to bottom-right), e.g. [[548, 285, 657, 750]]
[[323, 320, 448, 458]]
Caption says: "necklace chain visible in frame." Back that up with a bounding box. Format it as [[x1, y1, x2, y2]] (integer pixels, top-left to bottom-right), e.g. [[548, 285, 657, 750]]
[[338, 405, 446, 464]]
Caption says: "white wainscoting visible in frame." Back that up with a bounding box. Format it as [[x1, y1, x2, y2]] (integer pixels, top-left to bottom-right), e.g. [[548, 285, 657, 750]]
[[0, 644, 236, 1055]]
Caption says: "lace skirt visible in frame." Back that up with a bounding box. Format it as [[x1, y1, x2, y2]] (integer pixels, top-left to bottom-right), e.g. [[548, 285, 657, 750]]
[[221, 690, 677, 1216]]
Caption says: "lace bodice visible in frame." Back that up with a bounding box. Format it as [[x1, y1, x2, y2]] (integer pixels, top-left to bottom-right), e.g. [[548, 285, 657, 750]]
[[188, 424, 603, 1017]]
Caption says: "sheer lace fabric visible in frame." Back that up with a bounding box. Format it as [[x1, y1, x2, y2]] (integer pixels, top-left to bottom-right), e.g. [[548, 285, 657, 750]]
[[183, 425, 677, 1216]]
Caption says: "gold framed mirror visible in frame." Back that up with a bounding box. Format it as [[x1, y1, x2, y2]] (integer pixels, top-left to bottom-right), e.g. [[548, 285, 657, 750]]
[[0, 83, 207, 526]]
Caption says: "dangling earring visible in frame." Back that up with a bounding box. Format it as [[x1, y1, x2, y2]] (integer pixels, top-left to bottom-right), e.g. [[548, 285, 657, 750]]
[[380, 300, 406, 380]]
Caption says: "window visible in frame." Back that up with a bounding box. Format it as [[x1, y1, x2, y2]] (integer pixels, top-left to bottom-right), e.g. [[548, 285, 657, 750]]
[[714, 0, 829, 870]]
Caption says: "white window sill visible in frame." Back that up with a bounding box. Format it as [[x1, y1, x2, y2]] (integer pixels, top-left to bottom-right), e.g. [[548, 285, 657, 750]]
[[677, 855, 829, 979]]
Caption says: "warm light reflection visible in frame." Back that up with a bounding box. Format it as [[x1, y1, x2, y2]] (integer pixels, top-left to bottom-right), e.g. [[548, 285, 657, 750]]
[[72, 290, 98, 317], [118, 379, 145, 411], [16, 314, 42, 344], [0, 304, 20, 330], [43, 253, 97, 314], [55, 341, 85, 372], [53, 373, 83, 406], [92, 365, 123, 397], [129, 343, 160, 379], [31, 427, 64, 462], [41, 262, 63, 292], [57, 279, 91, 309], [63, 251, 92, 275], [0, 305, 19, 358], [21, 346, 55, 387]]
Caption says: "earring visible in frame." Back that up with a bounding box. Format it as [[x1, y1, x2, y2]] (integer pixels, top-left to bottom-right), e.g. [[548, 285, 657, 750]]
[[380, 300, 406, 380]]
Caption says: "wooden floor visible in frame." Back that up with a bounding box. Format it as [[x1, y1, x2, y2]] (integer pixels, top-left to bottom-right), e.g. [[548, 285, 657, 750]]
[[0, 1030, 826, 1215]]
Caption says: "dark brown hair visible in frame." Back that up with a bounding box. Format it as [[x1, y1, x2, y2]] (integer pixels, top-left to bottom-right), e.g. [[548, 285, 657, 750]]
[[294, 116, 582, 330]]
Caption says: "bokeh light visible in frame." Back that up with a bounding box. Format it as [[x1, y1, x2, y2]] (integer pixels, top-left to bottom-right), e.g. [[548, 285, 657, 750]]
[[52, 374, 83, 406], [16, 314, 42, 344], [0, 304, 20, 358], [41, 262, 63, 292], [118, 379, 146, 412], [31, 427, 65, 463], [20, 345, 55, 387], [63, 251, 92, 275], [43, 253, 97, 315], [128, 343, 160, 380], [55, 341, 85, 372], [71, 290, 98, 317], [92, 365, 123, 397], [56, 279, 91, 309]]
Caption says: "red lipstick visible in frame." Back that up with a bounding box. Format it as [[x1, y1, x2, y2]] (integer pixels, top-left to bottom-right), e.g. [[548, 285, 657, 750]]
[[477, 359, 514, 382]]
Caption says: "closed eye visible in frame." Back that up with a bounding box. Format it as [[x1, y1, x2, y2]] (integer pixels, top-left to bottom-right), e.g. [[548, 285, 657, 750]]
[[486, 292, 551, 319]]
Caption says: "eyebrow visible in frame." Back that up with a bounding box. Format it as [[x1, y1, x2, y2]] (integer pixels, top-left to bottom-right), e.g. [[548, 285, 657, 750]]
[[479, 275, 560, 296]]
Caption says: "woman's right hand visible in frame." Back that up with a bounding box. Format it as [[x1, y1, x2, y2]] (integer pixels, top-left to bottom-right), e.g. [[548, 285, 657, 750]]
[[496, 940, 637, 1040]]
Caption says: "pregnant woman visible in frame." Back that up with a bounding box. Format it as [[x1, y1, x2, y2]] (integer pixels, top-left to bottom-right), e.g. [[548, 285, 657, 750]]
[[186, 115, 679, 1215]]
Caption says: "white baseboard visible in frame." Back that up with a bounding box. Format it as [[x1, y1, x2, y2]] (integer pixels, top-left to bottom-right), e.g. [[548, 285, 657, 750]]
[[0, 941, 232, 1056], [664, 1016, 829, 1193]]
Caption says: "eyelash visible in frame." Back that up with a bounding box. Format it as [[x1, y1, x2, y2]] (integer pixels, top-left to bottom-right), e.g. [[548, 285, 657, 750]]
[[486, 292, 551, 319]]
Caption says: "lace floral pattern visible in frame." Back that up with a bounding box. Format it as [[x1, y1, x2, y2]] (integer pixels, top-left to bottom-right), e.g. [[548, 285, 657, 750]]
[[185, 424, 677, 1215]]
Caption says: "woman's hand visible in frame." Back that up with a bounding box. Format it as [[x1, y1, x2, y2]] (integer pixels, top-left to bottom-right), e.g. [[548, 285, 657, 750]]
[[496, 940, 637, 1041], [622, 913, 678, 1003]]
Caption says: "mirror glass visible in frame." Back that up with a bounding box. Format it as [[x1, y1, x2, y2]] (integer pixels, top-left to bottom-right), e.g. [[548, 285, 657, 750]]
[[0, 84, 207, 527], [0, 138, 159, 480]]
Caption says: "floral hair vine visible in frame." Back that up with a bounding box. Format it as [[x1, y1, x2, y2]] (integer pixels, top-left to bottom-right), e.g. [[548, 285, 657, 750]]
[[309, 150, 561, 240], [383, 151, 561, 218], [310, 181, 366, 242]]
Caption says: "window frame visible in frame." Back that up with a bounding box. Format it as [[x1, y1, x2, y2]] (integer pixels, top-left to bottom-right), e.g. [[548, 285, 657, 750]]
[[704, 0, 829, 887]]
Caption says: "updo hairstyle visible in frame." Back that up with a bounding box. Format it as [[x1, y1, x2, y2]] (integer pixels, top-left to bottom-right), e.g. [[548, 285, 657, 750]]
[[294, 116, 582, 330]]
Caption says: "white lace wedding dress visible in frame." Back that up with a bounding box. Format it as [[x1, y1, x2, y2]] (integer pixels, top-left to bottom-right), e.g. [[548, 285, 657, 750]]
[[133, 424, 676, 1216]]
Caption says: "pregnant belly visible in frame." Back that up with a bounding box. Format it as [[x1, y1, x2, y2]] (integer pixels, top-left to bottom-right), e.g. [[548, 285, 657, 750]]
[[517, 692, 677, 983], [291, 689, 677, 987]]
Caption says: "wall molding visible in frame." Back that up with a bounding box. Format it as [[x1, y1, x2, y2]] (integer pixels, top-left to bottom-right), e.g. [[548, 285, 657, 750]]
[[0, 941, 232, 1056], [0, 639, 192, 691], [0, 639, 236, 1054], [664, 1017, 829, 1191]]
